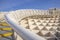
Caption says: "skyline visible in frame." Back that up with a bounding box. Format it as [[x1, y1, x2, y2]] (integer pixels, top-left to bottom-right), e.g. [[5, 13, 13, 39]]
[[0, 0, 60, 12]]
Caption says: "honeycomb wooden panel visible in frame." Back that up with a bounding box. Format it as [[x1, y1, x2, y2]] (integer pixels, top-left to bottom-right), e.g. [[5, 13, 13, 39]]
[[19, 15, 60, 40], [31, 29, 39, 34], [45, 27, 52, 30]]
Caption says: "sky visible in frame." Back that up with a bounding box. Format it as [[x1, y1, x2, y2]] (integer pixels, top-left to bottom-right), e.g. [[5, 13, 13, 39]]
[[0, 0, 60, 11]]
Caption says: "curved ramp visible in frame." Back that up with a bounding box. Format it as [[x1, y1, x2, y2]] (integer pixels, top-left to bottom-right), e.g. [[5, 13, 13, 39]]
[[5, 9, 46, 40]]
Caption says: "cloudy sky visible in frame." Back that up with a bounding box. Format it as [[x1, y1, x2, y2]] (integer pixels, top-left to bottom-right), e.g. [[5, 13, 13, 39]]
[[0, 0, 60, 11]]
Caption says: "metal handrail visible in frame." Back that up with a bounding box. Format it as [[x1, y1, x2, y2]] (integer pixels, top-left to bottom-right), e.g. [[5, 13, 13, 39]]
[[4, 14, 46, 40]]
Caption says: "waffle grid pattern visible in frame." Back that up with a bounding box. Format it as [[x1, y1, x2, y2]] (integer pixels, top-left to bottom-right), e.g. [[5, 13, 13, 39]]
[[20, 15, 60, 40]]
